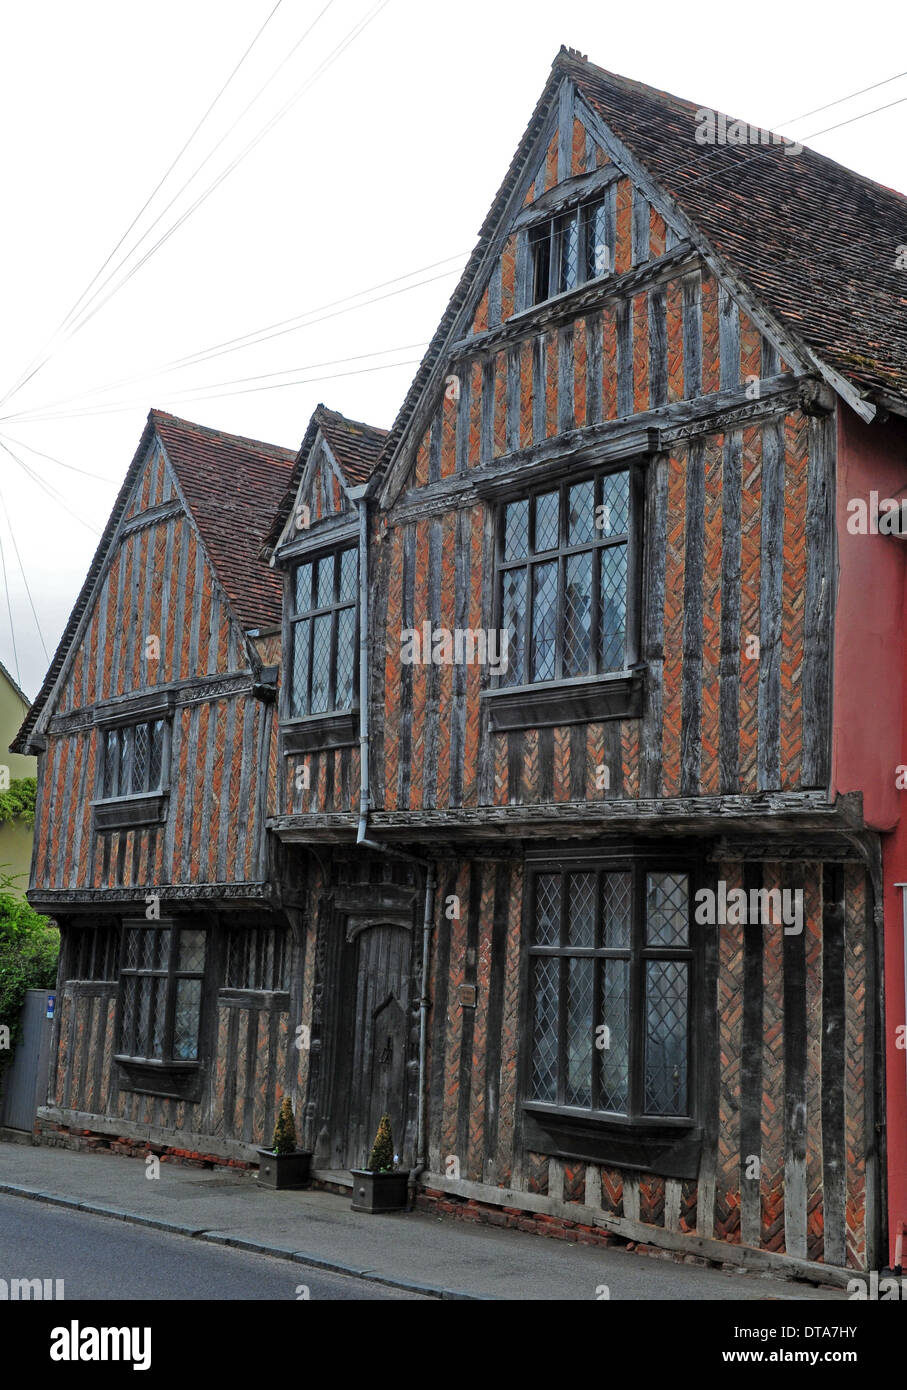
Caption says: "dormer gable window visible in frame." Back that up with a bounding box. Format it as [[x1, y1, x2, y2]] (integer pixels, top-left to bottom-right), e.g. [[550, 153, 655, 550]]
[[529, 193, 610, 305]]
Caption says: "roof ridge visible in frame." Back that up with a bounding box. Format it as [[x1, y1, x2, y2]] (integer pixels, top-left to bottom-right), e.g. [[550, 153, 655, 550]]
[[315, 403, 389, 436], [150, 408, 296, 461], [559, 49, 907, 205]]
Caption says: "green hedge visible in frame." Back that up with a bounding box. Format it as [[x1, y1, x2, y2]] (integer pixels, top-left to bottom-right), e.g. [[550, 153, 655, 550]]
[[0, 869, 58, 1071], [0, 777, 37, 828]]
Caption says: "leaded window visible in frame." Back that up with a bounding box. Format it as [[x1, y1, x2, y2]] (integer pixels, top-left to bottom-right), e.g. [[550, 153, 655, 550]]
[[497, 469, 630, 687], [102, 719, 165, 798], [117, 924, 207, 1063], [225, 925, 288, 991], [290, 545, 357, 717], [68, 923, 121, 981], [527, 864, 693, 1120], [529, 194, 610, 304]]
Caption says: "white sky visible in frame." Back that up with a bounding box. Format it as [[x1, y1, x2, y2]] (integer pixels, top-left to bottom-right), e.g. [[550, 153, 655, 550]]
[[0, 0, 904, 698]]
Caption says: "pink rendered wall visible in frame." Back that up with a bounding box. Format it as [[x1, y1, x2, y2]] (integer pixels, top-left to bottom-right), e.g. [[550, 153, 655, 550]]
[[833, 402, 907, 1266]]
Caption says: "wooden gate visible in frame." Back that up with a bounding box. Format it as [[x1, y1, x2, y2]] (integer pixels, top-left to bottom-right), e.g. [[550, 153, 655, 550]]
[[345, 923, 411, 1170]]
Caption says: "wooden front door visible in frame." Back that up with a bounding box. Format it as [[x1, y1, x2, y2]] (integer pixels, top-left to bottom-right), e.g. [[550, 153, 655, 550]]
[[345, 924, 411, 1170]]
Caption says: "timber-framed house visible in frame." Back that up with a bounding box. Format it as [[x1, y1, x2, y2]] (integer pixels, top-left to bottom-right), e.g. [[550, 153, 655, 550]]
[[16, 48, 907, 1278]]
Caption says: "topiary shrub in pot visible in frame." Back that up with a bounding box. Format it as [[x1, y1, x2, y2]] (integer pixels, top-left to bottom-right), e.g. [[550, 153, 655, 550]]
[[257, 1096, 311, 1190], [350, 1113, 409, 1213]]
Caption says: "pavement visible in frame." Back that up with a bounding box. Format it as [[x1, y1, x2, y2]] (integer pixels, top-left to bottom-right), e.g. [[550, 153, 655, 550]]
[[0, 1139, 847, 1301]]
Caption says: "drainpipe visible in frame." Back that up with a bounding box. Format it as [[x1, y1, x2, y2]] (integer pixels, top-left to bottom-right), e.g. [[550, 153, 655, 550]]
[[353, 491, 435, 1199]]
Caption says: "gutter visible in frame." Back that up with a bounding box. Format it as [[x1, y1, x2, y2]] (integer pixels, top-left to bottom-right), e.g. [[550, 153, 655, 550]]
[[352, 488, 436, 1198]]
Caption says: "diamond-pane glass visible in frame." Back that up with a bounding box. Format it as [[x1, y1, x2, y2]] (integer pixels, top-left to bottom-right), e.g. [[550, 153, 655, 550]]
[[338, 547, 357, 603], [500, 568, 526, 687], [125, 928, 139, 969], [600, 471, 629, 535], [315, 555, 334, 609], [646, 873, 689, 946], [565, 957, 593, 1106], [151, 978, 166, 1060], [178, 929, 206, 973], [133, 723, 149, 794], [154, 928, 171, 971], [294, 563, 313, 615], [504, 499, 529, 561], [564, 552, 592, 677], [600, 958, 630, 1112], [103, 729, 117, 797], [148, 721, 164, 790], [138, 930, 154, 972], [534, 491, 560, 552], [120, 976, 136, 1052], [645, 959, 688, 1115], [602, 872, 632, 948], [137, 975, 152, 1054], [530, 957, 559, 1102], [309, 614, 332, 714], [173, 979, 202, 1061], [585, 199, 610, 279], [567, 873, 595, 947], [559, 211, 580, 292], [534, 874, 561, 945], [531, 561, 558, 681], [291, 619, 310, 716], [335, 607, 355, 711], [600, 544, 627, 670], [568, 481, 595, 545]]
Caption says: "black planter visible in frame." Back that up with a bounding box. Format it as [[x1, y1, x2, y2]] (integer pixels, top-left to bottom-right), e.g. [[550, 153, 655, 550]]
[[256, 1148, 312, 1190], [350, 1169, 410, 1213]]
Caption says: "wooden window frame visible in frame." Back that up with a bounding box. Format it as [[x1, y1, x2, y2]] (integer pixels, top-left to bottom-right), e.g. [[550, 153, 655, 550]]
[[114, 919, 207, 1072], [491, 462, 644, 695], [66, 922, 121, 982], [527, 192, 608, 307], [287, 542, 358, 722], [224, 923, 289, 993], [520, 852, 705, 1178], [91, 701, 172, 831]]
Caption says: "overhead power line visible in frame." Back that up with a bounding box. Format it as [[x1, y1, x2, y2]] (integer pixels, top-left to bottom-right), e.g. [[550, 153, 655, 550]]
[[2, 0, 388, 421], [0, 0, 292, 413], [0, 484, 49, 663], [0, 254, 465, 426]]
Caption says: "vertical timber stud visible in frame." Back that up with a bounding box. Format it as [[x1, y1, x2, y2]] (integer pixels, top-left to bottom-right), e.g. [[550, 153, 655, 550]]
[[719, 432, 743, 794], [681, 440, 704, 796], [696, 859, 720, 1239], [615, 300, 633, 418], [397, 525, 415, 810], [648, 287, 668, 409], [641, 454, 668, 798], [718, 285, 741, 392], [557, 80, 573, 185], [740, 862, 764, 1247], [682, 273, 702, 400], [782, 861, 808, 1260], [821, 863, 846, 1266], [802, 412, 834, 787], [757, 419, 784, 791]]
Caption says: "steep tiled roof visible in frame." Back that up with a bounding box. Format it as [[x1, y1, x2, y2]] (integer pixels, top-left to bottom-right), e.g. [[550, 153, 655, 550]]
[[151, 410, 294, 630], [566, 54, 907, 406], [315, 405, 388, 485], [380, 48, 907, 478], [262, 404, 387, 553], [13, 410, 294, 753]]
